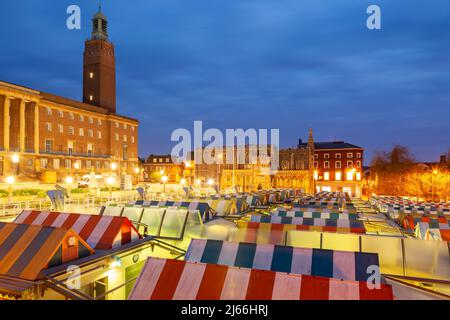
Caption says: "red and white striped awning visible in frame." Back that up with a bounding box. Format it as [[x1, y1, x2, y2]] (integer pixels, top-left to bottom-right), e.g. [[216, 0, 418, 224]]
[[129, 258, 394, 300], [14, 210, 141, 250]]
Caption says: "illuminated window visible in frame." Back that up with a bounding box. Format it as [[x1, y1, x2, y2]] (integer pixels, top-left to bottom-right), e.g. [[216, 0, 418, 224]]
[[58, 124, 63, 133], [347, 171, 354, 181], [324, 172, 330, 180], [58, 110, 64, 118], [123, 135, 127, 142], [69, 112, 74, 120], [68, 126, 74, 135], [115, 133, 119, 141], [89, 117, 94, 124], [79, 128, 84, 136], [46, 108, 52, 116], [89, 72, 94, 79], [53, 159, 60, 170], [115, 122, 119, 128], [131, 126, 135, 132], [97, 131, 102, 139], [46, 123, 52, 132], [79, 115, 84, 122], [98, 119, 102, 125], [123, 123, 127, 129], [89, 95, 93, 101], [313, 171, 318, 180], [335, 172, 342, 181], [88, 129, 93, 138], [356, 172, 361, 181], [41, 158, 48, 169], [131, 136, 135, 143]]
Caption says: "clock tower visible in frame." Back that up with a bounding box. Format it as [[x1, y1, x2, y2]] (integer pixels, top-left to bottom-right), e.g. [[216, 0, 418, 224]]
[[83, 7, 116, 113]]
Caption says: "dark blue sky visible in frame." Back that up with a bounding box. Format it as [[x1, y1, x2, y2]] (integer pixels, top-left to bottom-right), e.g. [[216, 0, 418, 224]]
[[1, 0, 449, 163]]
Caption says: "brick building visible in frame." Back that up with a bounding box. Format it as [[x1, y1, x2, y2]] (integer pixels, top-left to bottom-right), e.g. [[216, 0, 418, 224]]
[[0, 8, 138, 183], [143, 155, 193, 183], [300, 141, 364, 196]]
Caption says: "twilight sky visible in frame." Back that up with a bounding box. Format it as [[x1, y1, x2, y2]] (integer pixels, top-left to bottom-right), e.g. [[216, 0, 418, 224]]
[[0, 0, 449, 163]]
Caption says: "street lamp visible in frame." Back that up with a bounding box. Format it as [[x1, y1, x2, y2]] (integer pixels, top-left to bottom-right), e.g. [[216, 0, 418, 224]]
[[161, 175, 168, 193], [180, 178, 187, 186], [65, 176, 74, 184], [432, 169, 438, 202], [111, 163, 117, 171], [11, 154, 19, 176], [134, 167, 140, 185], [74, 162, 80, 181], [207, 178, 214, 187], [65, 176, 74, 196], [6, 176, 15, 202], [107, 176, 115, 198]]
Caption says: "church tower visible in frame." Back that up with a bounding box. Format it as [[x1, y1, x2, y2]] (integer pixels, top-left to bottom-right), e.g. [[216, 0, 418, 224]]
[[307, 128, 316, 193], [83, 6, 116, 113]]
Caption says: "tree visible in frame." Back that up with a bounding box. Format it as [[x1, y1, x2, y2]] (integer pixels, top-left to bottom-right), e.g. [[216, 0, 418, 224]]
[[370, 145, 416, 196]]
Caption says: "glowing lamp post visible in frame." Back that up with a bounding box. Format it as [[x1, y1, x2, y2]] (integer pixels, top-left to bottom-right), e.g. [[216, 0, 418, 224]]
[[180, 178, 186, 186], [107, 176, 114, 198], [11, 154, 19, 176], [74, 162, 80, 181], [6, 176, 15, 202], [161, 175, 168, 193], [432, 169, 438, 202], [134, 167, 140, 185]]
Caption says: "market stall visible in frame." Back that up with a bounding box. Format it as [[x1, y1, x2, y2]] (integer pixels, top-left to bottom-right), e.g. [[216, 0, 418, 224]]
[[128, 257, 394, 300]]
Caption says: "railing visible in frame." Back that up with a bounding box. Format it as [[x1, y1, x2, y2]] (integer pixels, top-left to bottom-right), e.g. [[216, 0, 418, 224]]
[[39, 150, 111, 158], [0, 193, 142, 220]]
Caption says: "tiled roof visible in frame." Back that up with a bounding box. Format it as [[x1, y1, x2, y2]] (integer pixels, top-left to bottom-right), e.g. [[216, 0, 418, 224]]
[[299, 141, 362, 150]]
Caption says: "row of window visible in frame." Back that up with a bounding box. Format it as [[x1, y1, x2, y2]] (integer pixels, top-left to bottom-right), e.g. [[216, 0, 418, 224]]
[[314, 152, 361, 159], [45, 107, 136, 131], [314, 171, 362, 181], [45, 123, 135, 143], [39, 158, 135, 170], [314, 160, 361, 169], [152, 157, 171, 163]]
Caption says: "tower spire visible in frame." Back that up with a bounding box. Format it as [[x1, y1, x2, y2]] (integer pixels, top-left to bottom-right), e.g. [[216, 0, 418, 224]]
[[91, 3, 108, 41]]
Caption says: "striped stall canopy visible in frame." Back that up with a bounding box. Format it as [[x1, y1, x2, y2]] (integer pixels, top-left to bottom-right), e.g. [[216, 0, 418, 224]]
[[400, 214, 449, 232], [245, 195, 261, 207], [0, 222, 94, 281], [128, 258, 393, 300], [249, 216, 365, 232], [14, 210, 141, 250], [204, 198, 247, 215], [270, 210, 359, 220], [231, 221, 365, 246], [126, 201, 215, 221], [414, 222, 450, 242], [185, 239, 379, 282]]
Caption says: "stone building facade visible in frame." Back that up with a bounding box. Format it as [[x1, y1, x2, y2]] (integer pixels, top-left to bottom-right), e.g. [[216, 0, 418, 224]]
[[0, 9, 138, 183]]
